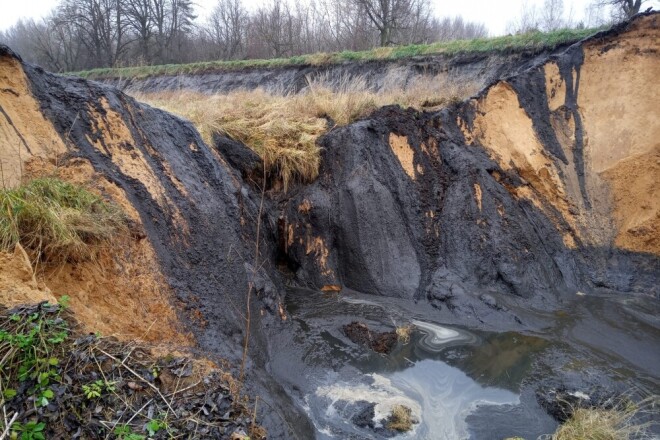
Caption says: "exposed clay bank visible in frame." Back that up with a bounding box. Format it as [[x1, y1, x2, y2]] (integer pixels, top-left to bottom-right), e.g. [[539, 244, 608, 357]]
[[0, 12, 659, 439]]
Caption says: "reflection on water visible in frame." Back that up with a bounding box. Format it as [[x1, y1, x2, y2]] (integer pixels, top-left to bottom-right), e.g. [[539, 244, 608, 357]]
[[309, 359, 519, 439], [283, 289, 550, 439], [442, 332, 549, 391], [412, 319, 476, 351], [275, 288, 660, 439]]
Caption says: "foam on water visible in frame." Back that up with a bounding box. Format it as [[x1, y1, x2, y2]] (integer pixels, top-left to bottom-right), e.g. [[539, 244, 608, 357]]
[[308, 359, 519, 439], [412, 319, 476, 351]]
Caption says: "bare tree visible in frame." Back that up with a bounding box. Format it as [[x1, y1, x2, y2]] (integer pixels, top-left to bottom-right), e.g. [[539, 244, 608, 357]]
[[506, 1, 540, 34], [540, 0, 565, 31], [354, 0, 432, 46], [596, 0, 648, 19], [59, 0, 130, 67], [206, 0, 247, 59], [3, 0, 492, 70], [124, 0, 153, 62]]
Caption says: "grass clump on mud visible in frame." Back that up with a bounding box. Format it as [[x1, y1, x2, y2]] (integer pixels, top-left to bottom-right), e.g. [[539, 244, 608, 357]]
[[0, 302, 263, 439], [137, 74, 477, 190], [386, 404, 414, 432], [0, 178, 126, 264], [76, 27, 599, 80], [543, 397, 658, 440]]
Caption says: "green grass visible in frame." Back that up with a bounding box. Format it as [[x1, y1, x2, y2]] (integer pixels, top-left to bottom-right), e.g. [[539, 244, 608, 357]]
[[0, 178, 126, 264], [74, 27, 600, 80]]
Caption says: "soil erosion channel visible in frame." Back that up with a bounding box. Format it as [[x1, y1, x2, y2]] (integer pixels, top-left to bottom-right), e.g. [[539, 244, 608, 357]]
[[0, 13, 659, 440]]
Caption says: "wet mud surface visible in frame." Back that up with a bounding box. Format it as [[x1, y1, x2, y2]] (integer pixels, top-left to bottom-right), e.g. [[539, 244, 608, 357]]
[[268, 287, 660, 439]]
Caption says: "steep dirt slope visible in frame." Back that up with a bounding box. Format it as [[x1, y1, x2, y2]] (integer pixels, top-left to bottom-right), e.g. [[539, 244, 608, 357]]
[[0, 45, 306, 437], [280, 13, 659, 302]]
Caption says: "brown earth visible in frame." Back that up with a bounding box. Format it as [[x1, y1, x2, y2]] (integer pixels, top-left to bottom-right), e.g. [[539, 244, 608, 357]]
[[0, 56, 190, 346], [0, 53, 66, 187], [0, 246, 55, 306], [460, 14, 660, 256]]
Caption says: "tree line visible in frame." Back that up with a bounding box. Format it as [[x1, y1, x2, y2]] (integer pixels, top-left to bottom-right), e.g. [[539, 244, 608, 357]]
[[0, 0, 649, 73], [505, 0, 650, 34], [0, 0, 488, 72]]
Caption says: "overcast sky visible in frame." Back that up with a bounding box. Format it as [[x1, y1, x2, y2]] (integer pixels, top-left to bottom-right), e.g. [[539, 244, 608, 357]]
[[0, 0, 658, 35]]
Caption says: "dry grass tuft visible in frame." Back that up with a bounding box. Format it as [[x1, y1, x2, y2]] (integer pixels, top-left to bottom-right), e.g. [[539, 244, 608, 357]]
[[138, 89, 325, 191], [386, 404, 414, 432], [136, 74, 479, 191], [395, 324, 414, 344], [0, 178, 127, 265], [546, 397, 658, 440]]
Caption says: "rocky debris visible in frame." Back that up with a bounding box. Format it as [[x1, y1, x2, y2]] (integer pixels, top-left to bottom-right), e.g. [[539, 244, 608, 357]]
[[343, 321, 398, 354], [351, 401, 376, 429], [0, 303, 265, 440]]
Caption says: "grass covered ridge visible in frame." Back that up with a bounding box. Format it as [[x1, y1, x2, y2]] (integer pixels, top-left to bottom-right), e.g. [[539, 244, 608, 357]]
[[137, 74, 478, 190], [0, 178, 126, 264], [76, 27, 599, 80]]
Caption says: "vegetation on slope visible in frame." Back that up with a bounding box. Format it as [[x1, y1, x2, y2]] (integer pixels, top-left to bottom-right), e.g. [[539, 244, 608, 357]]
[[76, 27, 598, 80], [0, 302, 263, 439], [137, 74, 477, 190], [0, 178, 126, 265]]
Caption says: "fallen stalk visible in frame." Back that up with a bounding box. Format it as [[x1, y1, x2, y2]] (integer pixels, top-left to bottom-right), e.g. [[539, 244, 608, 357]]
[[95, 347, 177, 417]]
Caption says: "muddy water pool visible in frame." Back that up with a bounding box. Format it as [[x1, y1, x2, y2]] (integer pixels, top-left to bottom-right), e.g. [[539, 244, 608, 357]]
[[266, 288, 660, 439]]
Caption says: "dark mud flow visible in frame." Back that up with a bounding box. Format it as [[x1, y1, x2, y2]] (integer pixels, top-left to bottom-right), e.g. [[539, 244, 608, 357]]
[[280, 15, 660, 302], [268, 288, 659, 439]]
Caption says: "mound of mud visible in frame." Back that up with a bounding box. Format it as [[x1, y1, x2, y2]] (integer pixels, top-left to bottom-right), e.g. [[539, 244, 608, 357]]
[[280, 13, 659, 301]]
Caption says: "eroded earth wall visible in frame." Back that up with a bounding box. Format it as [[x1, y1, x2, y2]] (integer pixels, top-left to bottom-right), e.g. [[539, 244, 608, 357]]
[[281, 14, 660, 301], [1, 13, 659, 438], [102, 50, 564, 96], [0, 44, 304, 436]]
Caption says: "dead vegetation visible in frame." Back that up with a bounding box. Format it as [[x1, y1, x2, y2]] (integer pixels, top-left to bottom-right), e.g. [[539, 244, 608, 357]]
[[542, 396, 658, 440], [136, 74, 478, 191], [395, 324, 413, 344], [0, 302, 264, 440], [386, 404, 414, 432]]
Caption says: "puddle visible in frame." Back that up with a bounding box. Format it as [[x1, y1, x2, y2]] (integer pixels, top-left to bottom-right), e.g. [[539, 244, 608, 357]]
[[308, 359, 519, 439], [268, 288, 660, 439]]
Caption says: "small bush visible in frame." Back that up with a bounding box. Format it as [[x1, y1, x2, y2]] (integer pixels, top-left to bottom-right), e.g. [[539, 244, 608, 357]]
[[0, 178, 126, 264]]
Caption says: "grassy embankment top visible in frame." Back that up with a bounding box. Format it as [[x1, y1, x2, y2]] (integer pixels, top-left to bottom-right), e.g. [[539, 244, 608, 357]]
[[75, 27, 598, 80]]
